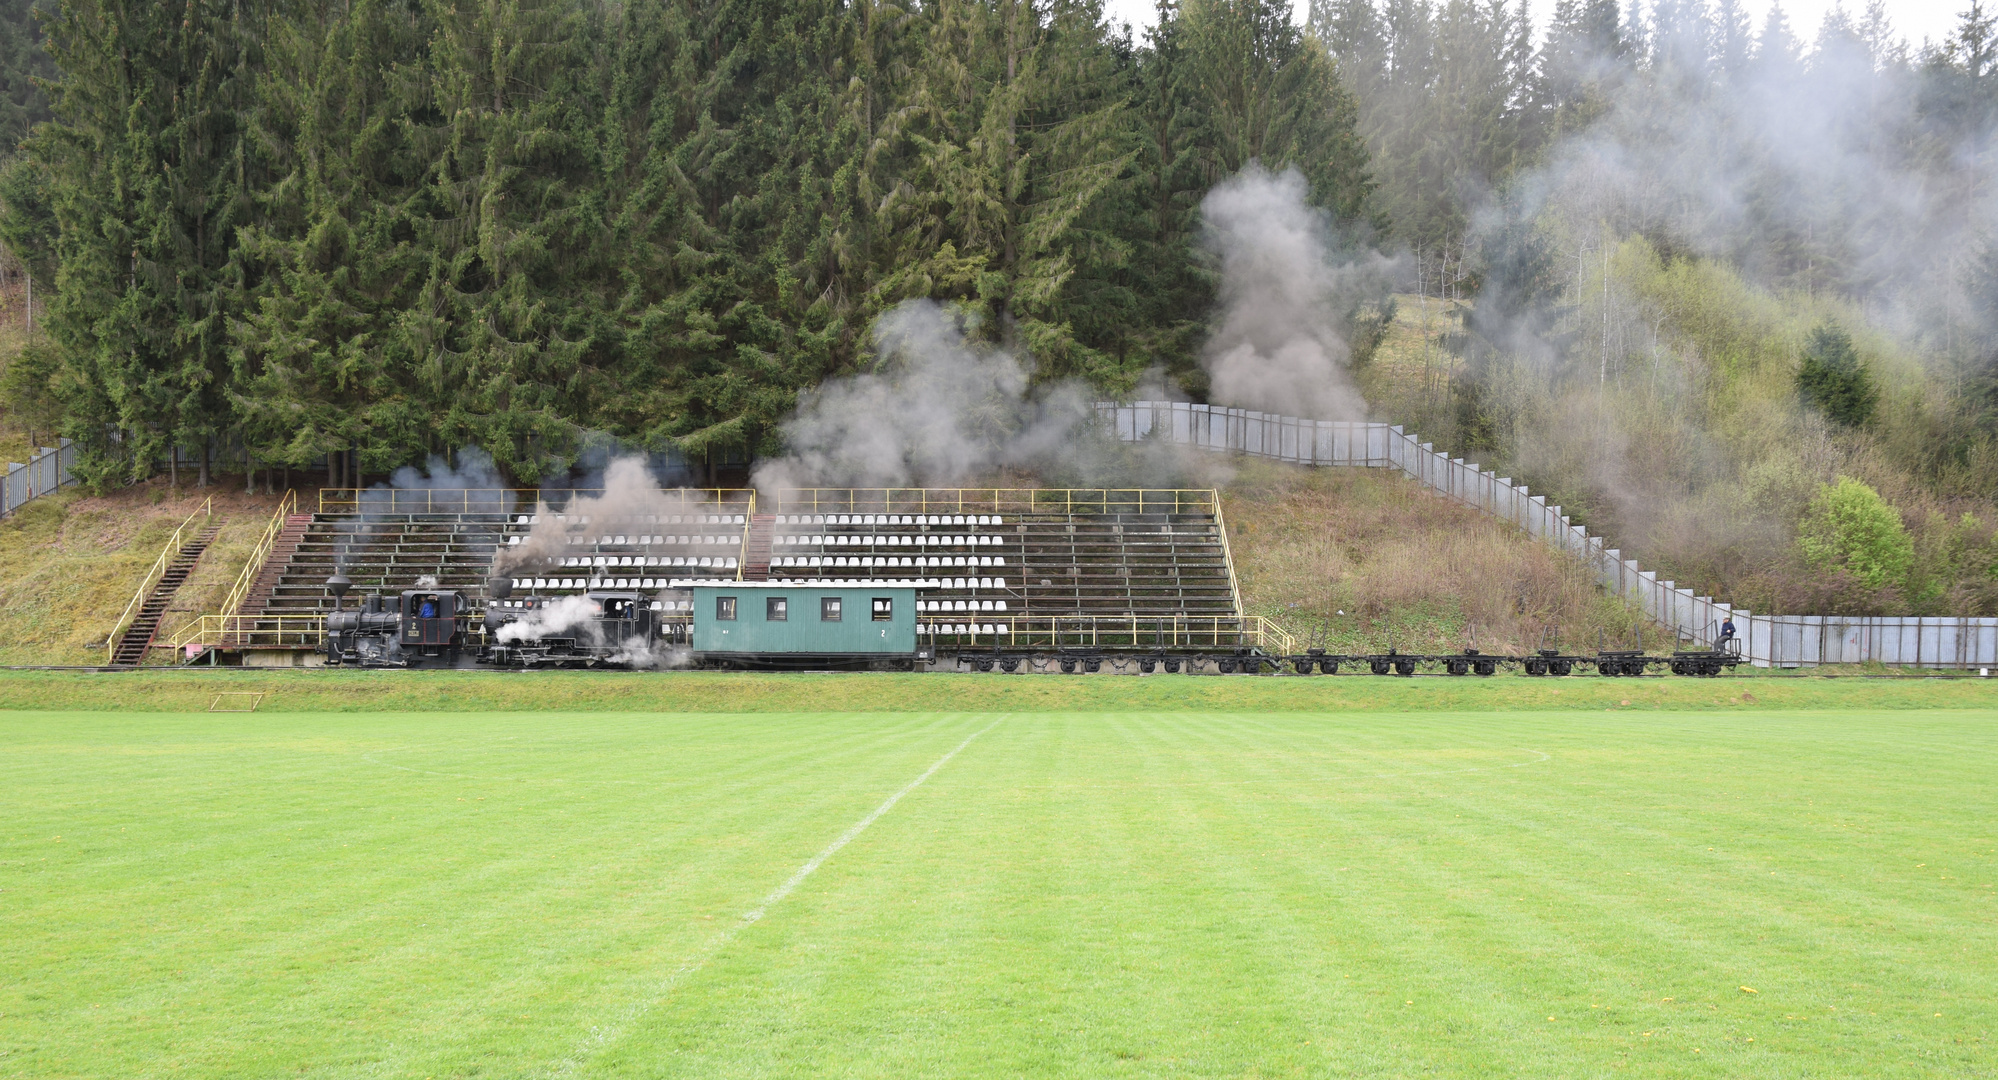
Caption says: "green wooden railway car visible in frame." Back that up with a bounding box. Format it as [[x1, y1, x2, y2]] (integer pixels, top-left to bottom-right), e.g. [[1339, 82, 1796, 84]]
[[682, 581, 923, 670]]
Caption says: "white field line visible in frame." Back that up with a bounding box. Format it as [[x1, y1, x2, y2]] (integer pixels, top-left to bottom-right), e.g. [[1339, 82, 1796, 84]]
[[550, 719, 999, 1077]]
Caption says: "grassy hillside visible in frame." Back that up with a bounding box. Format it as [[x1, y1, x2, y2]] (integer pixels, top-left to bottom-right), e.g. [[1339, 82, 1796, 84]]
[[0, 482, 283, 665], [1359, 250, 1998, 619], [1222, 458, 1655, 656]]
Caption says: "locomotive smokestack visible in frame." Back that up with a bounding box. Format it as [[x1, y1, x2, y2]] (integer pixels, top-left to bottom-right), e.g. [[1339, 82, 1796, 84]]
[[327, 574, 351, 611], [488, 576, 513, 601]]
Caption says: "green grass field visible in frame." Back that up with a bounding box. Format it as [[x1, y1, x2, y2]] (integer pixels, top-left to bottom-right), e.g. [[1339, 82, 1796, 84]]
[[4, 706, 1993, 1077]]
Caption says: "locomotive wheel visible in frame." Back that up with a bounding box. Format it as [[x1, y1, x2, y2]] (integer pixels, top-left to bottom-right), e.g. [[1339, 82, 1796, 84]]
[[1294, 659, 1313, 675], [1163, 658, 1181, 674], [1524, 659, 1546, 676], [1551, 660, 1572, 676], [1140, 659, 1157, 674], [1083, 659, 1101, 674], [1474, 659, 1496, 677], [1627, 660, 1647, 676], [1059, 659, 1077, 674], [1446, 659, 1469, 676], [1000, 657, 1019, 673], [1217, 658, 1237, 674], [976, 658, 995, 672], [1370, 660, 1390, 676], [1394, 659, 1416, 677], [1320, 659, 1340, 675]]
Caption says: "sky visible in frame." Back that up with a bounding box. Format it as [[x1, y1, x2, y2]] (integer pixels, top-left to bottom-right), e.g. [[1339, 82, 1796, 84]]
[[1099, 0, 1968, 53]]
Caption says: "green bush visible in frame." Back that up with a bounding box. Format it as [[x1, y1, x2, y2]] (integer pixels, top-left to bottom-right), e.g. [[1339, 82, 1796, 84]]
[[1797, 477, 1914, 592], [1797, 323, 1877, 427]]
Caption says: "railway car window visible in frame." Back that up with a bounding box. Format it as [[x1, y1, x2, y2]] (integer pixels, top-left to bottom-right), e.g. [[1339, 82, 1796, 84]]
[[767, 597, 788, 621], [820, 597, 843, 622], [716, 596, 738, 621], [872, 597, 893, 621]]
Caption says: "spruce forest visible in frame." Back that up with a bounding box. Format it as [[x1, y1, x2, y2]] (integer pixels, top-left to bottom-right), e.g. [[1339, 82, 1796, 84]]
[[3, 0, 1998, 617]]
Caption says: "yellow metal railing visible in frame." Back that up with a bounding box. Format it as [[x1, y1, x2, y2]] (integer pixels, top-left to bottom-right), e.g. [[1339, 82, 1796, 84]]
[[736, 490, 757, 581], [171, 614, 327, 651], [217, 489, 297, 617], [1209, 495, 1248, 625], [107, 498, 212, 664], [764, 488, 1219, 516], [916, 614, 1293, 654], [316, 487, 753, 514]]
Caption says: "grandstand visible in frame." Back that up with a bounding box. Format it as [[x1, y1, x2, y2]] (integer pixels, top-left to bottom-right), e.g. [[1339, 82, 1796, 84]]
[[193, 488, 1249, 661]]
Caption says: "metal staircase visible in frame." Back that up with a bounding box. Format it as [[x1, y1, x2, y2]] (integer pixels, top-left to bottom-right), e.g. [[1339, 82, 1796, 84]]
[[110, 524, 219, 665]]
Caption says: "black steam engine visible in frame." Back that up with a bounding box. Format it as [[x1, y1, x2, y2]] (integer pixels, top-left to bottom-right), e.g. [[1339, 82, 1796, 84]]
[[323, 575, 472, 668], [481, 579, 684, 669]]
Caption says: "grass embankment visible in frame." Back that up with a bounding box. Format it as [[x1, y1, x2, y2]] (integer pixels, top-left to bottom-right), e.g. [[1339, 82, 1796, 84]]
[[2, 708, 1991, 1076], [1224, 457, 1660, 654], [0, 667, 1990, 713], [0, 482, 282, 665]]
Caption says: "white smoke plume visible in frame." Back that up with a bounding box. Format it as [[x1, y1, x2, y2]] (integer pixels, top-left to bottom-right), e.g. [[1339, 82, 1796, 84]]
[[492, 594, 668, 669], [490, 456, 731, 578], [1442, 11, 1998, 608], [752, 300, 1097, 490], [494, 594, 598, 644], [1199, 165, 1401, 421]]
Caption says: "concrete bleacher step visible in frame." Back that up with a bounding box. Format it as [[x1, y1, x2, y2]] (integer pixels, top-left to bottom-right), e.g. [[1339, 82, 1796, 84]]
[[246, 494, 1245, 625]]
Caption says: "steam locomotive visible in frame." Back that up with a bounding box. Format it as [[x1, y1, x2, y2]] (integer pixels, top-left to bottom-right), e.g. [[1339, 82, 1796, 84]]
[[323, 575, 682, 669], [479, 579, 685, 668], [323, 575, 474, 668]]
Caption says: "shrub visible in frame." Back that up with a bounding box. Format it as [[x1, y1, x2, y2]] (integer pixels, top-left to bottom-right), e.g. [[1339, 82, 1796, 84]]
[[1797, 322, 1877, 427], [1797, 477, 1914, 592]]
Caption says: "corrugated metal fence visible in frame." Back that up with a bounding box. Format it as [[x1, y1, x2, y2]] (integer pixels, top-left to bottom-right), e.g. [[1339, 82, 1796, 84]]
[[1, 439, 74, 516], [1098, 401, 1998, 669]]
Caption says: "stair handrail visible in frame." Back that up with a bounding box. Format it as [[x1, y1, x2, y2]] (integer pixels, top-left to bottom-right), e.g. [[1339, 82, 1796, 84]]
[[1208, 490, 1247, 622], [216, 489, 298, 618], [736, 489, 757, 581], [106, 497, 213, 664]]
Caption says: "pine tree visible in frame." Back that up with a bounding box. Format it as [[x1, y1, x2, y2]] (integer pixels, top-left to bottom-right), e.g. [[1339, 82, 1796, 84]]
[[0, 0, 52, 154], [232, 0, 434, 481], [408, 0, 607, 482], [872, 0, 1136, 383], [29, 0, 251, 487]]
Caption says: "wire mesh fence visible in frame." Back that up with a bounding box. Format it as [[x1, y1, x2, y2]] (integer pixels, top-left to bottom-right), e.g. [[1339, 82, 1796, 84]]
[[1097, 401, 1998, 668]]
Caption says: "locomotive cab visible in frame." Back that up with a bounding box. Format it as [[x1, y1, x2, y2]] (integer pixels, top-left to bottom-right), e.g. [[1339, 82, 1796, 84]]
[[402, 590, 462, 647]]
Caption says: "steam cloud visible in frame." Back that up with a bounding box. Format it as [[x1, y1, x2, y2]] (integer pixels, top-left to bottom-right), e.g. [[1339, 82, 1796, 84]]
[[493, 593, 674, 669], [1199, 165, 1398, 421], [1457, 17, 1990, 598], [490, 456, 728, 578], [751, 300, 1096, 490]]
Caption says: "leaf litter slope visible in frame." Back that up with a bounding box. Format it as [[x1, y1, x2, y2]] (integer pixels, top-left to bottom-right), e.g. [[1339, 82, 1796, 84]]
[[0, 709, 1992, 1077]]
